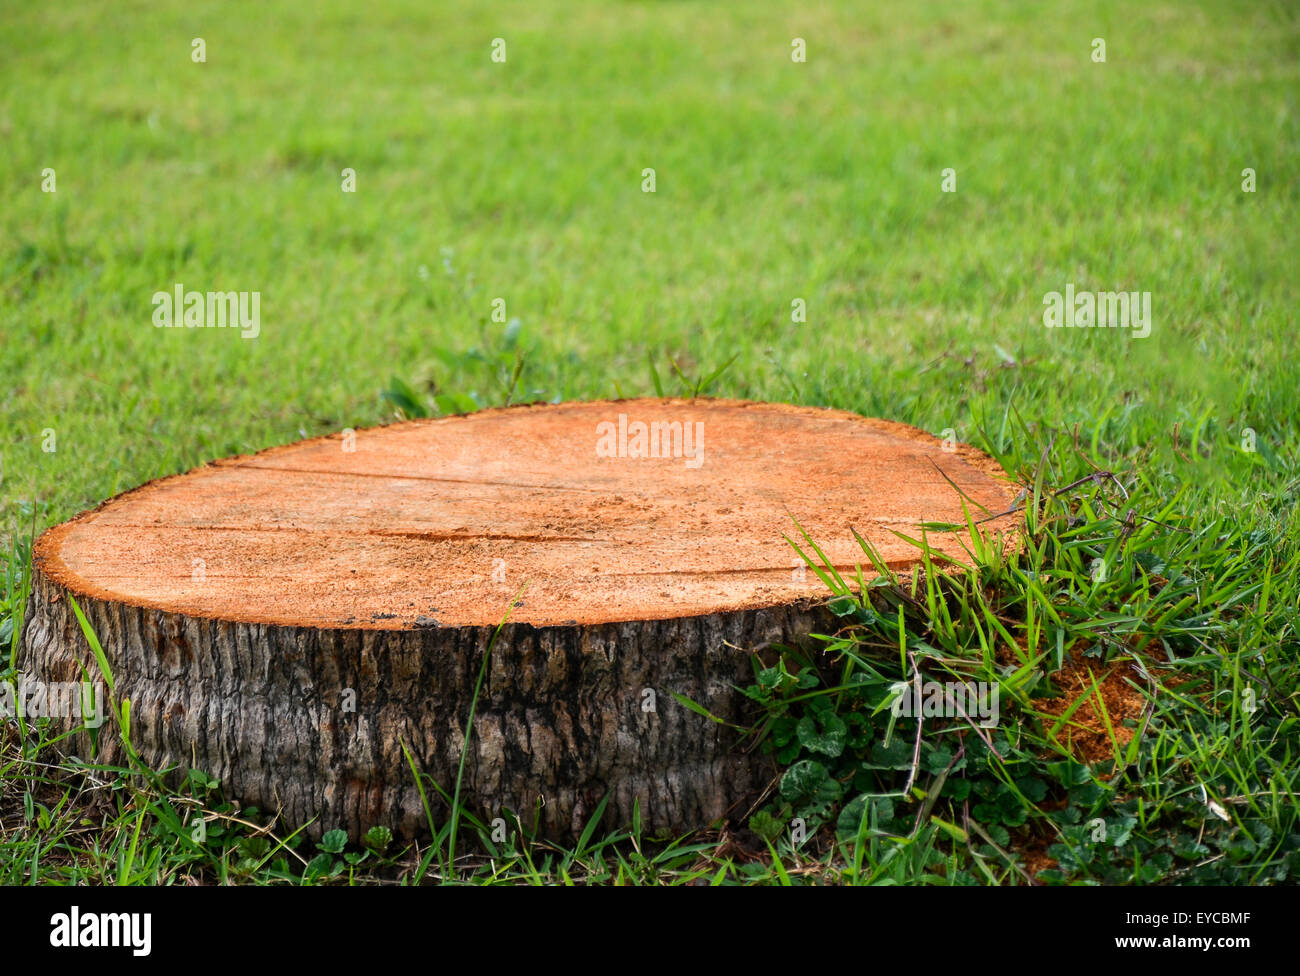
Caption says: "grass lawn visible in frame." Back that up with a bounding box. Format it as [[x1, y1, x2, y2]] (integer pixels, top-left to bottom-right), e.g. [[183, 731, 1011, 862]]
[[1, 0, 1298, 884]]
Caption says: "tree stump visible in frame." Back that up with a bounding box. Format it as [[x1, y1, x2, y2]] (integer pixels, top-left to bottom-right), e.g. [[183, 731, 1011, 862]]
[[22, 398, 1019, 841]]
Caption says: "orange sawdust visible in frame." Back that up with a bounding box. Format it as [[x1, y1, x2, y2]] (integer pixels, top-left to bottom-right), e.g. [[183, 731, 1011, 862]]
[[1020, 843, 1059, 879], [992, 642, 1177, 881], [1031, 648, 1158, 767]]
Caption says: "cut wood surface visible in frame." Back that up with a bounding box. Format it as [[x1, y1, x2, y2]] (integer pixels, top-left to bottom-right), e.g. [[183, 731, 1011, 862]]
[[23, 398, 1020, 840]]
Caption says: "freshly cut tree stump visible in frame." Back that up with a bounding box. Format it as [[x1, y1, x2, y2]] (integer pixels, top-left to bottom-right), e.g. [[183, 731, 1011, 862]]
[[23, 398, 1019, 841]]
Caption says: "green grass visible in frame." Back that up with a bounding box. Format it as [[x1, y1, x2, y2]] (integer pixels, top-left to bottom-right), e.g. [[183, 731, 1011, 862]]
[[1, 0, 1298, 884]]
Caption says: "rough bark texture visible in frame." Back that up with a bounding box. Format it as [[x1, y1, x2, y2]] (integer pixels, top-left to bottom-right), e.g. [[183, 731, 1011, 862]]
[[23, 566, 827, 840], [19, 398, 1020, 841]]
